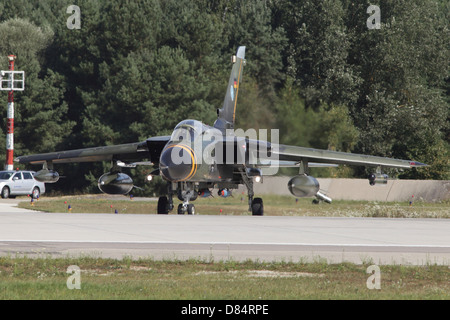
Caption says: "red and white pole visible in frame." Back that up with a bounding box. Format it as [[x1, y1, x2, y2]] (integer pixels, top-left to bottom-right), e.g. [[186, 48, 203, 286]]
[[5, 55, 16, 171]]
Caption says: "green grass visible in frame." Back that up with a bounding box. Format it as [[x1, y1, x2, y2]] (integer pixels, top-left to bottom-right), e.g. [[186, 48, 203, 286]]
[[17, 194, 450, 218], [0, 256, 448, 299]]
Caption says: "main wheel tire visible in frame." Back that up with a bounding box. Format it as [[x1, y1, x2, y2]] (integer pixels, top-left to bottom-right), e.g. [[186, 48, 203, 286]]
[[1, 186, 10, 199], [187, 204, 195, 215], [157, 196, 169, 214], [251, 197, 264, 216]]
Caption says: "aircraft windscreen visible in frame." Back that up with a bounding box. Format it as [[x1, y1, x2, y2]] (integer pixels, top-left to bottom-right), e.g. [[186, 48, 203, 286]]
[[170, 120, 206, 143]]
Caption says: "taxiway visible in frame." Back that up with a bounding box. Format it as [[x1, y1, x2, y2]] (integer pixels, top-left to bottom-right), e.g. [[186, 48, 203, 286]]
[[0, 200, 448, 265]]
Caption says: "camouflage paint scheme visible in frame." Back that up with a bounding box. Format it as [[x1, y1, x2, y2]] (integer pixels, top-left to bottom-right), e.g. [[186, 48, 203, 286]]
[[16, 47, 426, 215]]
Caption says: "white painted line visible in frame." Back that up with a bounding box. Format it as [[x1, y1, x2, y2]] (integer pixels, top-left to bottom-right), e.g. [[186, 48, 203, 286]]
[[0, 239, 449, 248]]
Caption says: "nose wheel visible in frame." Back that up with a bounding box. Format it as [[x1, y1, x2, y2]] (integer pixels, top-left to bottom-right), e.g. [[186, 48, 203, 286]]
[[178, 203, 195, 215], [177, 182, 197, 215]]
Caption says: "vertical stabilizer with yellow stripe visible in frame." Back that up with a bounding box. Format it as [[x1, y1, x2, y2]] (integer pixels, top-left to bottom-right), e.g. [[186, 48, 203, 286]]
[[214, 46, 246, 132]]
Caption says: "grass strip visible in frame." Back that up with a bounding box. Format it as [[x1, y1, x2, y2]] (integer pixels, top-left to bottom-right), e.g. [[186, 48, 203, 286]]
[[0, 256, 448, 300], [18, 195, 450, 218]]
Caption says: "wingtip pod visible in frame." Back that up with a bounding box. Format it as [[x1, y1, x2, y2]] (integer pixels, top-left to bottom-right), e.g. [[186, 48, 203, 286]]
[[409, 161, 427, 167]]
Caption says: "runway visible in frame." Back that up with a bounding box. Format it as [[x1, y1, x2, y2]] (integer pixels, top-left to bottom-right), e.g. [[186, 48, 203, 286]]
[[0, 200, 449, 265]]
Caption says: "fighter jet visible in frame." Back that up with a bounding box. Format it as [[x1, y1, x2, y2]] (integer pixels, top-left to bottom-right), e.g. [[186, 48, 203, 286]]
[[16, 46, 426, 215]]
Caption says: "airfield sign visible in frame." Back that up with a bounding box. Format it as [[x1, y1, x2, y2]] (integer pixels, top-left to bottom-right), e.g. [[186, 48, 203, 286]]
[[0, 70, 25, 91]]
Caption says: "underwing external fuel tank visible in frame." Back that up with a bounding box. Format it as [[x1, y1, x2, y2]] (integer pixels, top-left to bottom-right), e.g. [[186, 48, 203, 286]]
[[98, 172, 133, 195], [287, 175, 320, 198], [368, 173, 388, 186], [34, 169, 60, 183]]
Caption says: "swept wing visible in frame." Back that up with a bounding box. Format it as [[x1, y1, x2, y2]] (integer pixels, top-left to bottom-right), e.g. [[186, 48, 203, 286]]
[[268, 144, 426, 169], [15, 136, 171, 166]]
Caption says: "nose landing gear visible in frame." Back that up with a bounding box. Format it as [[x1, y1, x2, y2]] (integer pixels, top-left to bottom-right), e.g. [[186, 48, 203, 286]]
[[177, 203, 195, 215], [157, 182, 197, 215], [176, 182, 197, 215]]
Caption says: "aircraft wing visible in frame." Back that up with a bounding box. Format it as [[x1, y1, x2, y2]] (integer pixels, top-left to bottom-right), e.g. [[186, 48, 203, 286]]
[[267, 144, 426, 169], [15, 136, 171, 166]]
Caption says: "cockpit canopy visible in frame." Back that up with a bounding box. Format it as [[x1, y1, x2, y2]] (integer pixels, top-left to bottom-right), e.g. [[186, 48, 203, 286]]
[[170, 120, 209, 143]]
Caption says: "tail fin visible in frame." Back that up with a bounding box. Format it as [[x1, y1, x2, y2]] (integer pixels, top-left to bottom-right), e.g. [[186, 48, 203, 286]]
[[214, 46, 246, 131]]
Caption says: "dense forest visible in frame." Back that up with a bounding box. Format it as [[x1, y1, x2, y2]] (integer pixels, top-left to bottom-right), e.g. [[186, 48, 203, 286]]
[[0, 0, 448, 195]]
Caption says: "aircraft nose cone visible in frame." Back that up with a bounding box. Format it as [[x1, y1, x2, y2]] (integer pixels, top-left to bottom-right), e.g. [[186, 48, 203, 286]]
[[159, 145, 196, 182]]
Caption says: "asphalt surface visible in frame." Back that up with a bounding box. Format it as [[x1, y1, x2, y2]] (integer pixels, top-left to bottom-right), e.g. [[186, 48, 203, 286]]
[[0, 199, 449, 265]]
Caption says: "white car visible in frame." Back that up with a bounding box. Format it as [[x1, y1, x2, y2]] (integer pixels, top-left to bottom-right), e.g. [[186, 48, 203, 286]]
[[0, 170, 45, 199]]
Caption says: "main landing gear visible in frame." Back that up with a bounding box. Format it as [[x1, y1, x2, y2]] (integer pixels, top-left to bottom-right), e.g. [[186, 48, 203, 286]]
[[156, 179, 263, 216], [250, 197, 264, 216], [157, 195, 170, 214], [238, 168, 264, 216]]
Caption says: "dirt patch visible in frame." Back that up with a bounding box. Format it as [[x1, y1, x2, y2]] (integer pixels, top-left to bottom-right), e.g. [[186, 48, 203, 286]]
[[196, 270, 325, 278]]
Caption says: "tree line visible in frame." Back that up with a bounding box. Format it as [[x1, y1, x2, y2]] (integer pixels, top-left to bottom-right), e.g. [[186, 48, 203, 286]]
[[0, 0, 448, 195]]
